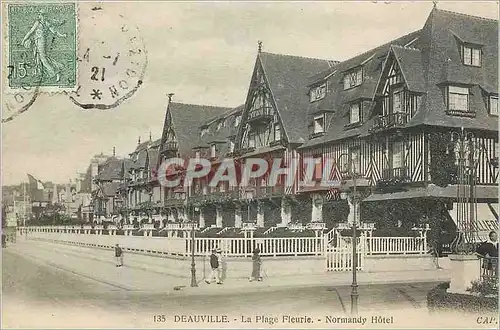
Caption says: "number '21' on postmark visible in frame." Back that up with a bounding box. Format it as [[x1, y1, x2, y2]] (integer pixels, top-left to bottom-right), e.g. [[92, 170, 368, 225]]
[[7, 2, 77, 90]]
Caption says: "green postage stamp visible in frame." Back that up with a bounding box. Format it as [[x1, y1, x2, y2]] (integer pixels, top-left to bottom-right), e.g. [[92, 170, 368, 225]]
[[7, 2, 77, 89]]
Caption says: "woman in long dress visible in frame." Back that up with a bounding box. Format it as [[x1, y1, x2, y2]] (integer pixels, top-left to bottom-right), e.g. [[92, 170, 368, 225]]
[[250, 248, 263, 282], [21, 10, 67, 82]]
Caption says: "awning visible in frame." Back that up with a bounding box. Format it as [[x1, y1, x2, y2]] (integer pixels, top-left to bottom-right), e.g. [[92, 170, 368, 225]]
[[448, 202, 499, 242], [364, 184, 498, 202]]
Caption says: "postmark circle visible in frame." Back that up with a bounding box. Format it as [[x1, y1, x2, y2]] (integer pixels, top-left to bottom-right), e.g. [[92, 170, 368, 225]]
[[68, 7, 147, 110], [2, 86, 40, 123]]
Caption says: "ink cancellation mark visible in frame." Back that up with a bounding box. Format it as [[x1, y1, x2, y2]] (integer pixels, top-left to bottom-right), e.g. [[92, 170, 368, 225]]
[[7, 2, 77, 89], [68, 6, 147, 110]]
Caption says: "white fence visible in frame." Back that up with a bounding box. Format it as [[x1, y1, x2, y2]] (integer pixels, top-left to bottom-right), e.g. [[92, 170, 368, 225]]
[[326, 241, 365, 272], [365, 236, 427, 255], [189, 237, 324, 257], [21, 227, 429, 271]]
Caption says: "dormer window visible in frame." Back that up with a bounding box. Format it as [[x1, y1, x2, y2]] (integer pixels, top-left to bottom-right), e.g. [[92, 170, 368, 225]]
[[343, 67, 363, 90], [216, 121, 223, 131], [201, 128, 208, 137], [313, 115, 325, 134], [229, 141, 235, 152], [489, 96, 498, 116], [462, 44, 481, 67], [349, 102, 361, 124], [210, 144, 216, 158], [310, 83, 327, 102]]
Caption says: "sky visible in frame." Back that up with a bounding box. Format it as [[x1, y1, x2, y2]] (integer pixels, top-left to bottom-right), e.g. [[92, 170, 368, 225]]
[[1, 1, 498, 186]]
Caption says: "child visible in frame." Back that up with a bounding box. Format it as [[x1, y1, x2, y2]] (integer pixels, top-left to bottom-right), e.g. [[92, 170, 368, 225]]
[[115, 244, 123, 267], [206, 248, 222, 284], [249, 248, 263, 282]]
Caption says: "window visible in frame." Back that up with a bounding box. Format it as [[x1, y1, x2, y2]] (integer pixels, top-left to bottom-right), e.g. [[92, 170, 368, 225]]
[[210, 144, 216, 158], [349, 103, 361, 124], [216, 121, 223, 131], [195, 151, 200, 159], [393, 90, 403, 113], [313, 155, 323, 181], [229, 141, 235, 152], [248, 133, 256, 148], [274, 124, 281, 141], [448, 86, 469, 112], [343, 67, 363, 90], [313, 115, 325, 134], [391, 141, 404, 169], [489, 96, 498, 116], [200, 128, 208, 137], [349, 148, 360, 174], [462, 45, 481, 67], [310, 83, 327, 102]]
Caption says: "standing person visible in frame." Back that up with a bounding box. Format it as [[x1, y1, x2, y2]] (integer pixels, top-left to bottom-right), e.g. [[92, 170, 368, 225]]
[[476, 231, 498, 276], [249, 248, 263, 282], [115, 244, 124, 267], [206, 248, 222, 284]]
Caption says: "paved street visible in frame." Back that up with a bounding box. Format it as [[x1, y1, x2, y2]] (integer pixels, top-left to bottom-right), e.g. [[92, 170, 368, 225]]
[[1, 240, 492, 329]]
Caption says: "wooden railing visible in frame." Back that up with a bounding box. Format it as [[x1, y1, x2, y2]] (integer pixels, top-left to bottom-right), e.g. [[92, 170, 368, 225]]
[[247, 106, 273, 122], [365, 236, 427, 255], [372, 112, 409, 131], [381, 167, 408, 180]]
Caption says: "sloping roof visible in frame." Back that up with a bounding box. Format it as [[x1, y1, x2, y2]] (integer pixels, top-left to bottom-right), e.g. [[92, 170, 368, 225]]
[[406, 8, 498, 131], [97, 157, 125, 181], [259, 52, 332, 144], [168, 102, 232, 156], [102, 182, 120, 197], [390, 45, 426, 93], [301, 29, 422, 147], [197, 105, 244, 149], [301, 8, 497, 149]]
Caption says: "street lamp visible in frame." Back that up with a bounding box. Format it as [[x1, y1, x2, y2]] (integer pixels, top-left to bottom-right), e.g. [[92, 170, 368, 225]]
[[449, 127, 481, 254], [338, 153, 359, 316], [190, 205, 199, 287]]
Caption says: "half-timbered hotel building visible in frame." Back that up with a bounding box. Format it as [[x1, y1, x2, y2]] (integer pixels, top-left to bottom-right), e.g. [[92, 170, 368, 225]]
[[90, 8, 497, 242], [299, 8, 498, 239]]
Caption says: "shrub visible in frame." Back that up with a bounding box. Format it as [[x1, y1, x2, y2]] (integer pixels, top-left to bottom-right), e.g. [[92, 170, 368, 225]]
[[466, 278, 499, 297], [427, 282, 498, 314]]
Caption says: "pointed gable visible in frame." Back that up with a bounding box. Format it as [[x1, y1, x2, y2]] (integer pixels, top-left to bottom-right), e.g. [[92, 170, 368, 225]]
[[160, 102, 232, 157], [258, 52, 331, 144]]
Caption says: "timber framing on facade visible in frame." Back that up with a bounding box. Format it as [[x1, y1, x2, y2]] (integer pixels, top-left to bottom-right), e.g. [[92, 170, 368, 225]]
[[91, 8, 497, 241]]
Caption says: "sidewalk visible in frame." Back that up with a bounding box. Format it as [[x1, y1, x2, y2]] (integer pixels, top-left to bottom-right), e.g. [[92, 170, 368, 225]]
[[7, 239, 451, 296]]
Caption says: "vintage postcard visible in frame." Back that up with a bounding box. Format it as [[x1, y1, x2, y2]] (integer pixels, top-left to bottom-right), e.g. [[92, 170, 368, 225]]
[[1, 1, 498, 329]]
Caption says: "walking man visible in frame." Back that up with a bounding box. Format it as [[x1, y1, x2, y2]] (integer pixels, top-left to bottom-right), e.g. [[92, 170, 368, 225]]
[[205, 248, 222, 284], [115, 244, 124, 267]]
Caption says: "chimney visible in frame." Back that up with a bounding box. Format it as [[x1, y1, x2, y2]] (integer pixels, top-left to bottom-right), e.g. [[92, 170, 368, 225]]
[[167, 93, 174, 103], [149, 131, 152, 142], [258, 40, 263, 53], [138, 136, 141, 145], [113, 147, 116, 156]]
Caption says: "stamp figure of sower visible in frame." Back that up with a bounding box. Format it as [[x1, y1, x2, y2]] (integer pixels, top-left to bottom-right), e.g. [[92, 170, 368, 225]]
[[21, 10, 67, 82], [8, 3, 77, 88]]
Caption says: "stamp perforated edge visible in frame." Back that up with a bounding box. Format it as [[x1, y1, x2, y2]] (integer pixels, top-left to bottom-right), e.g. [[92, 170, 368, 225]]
[[2, 1, 79, 95]]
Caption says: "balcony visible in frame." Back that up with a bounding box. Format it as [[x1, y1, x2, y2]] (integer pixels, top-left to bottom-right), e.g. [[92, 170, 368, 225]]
[[256, 185, 285, 199], [376, 167, 410, 189], [247, 107, 273, 125], [188, 190, 239, 205], [164, 198, 186, 208], [163, 141, 178, 152], [371, 112, 409, 132]]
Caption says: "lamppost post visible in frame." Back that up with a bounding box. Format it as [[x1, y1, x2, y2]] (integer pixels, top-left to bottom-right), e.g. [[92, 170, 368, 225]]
[[351, 166, 359, 316], [338, 153, 359, 316], [190, 205, 198, 287]]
